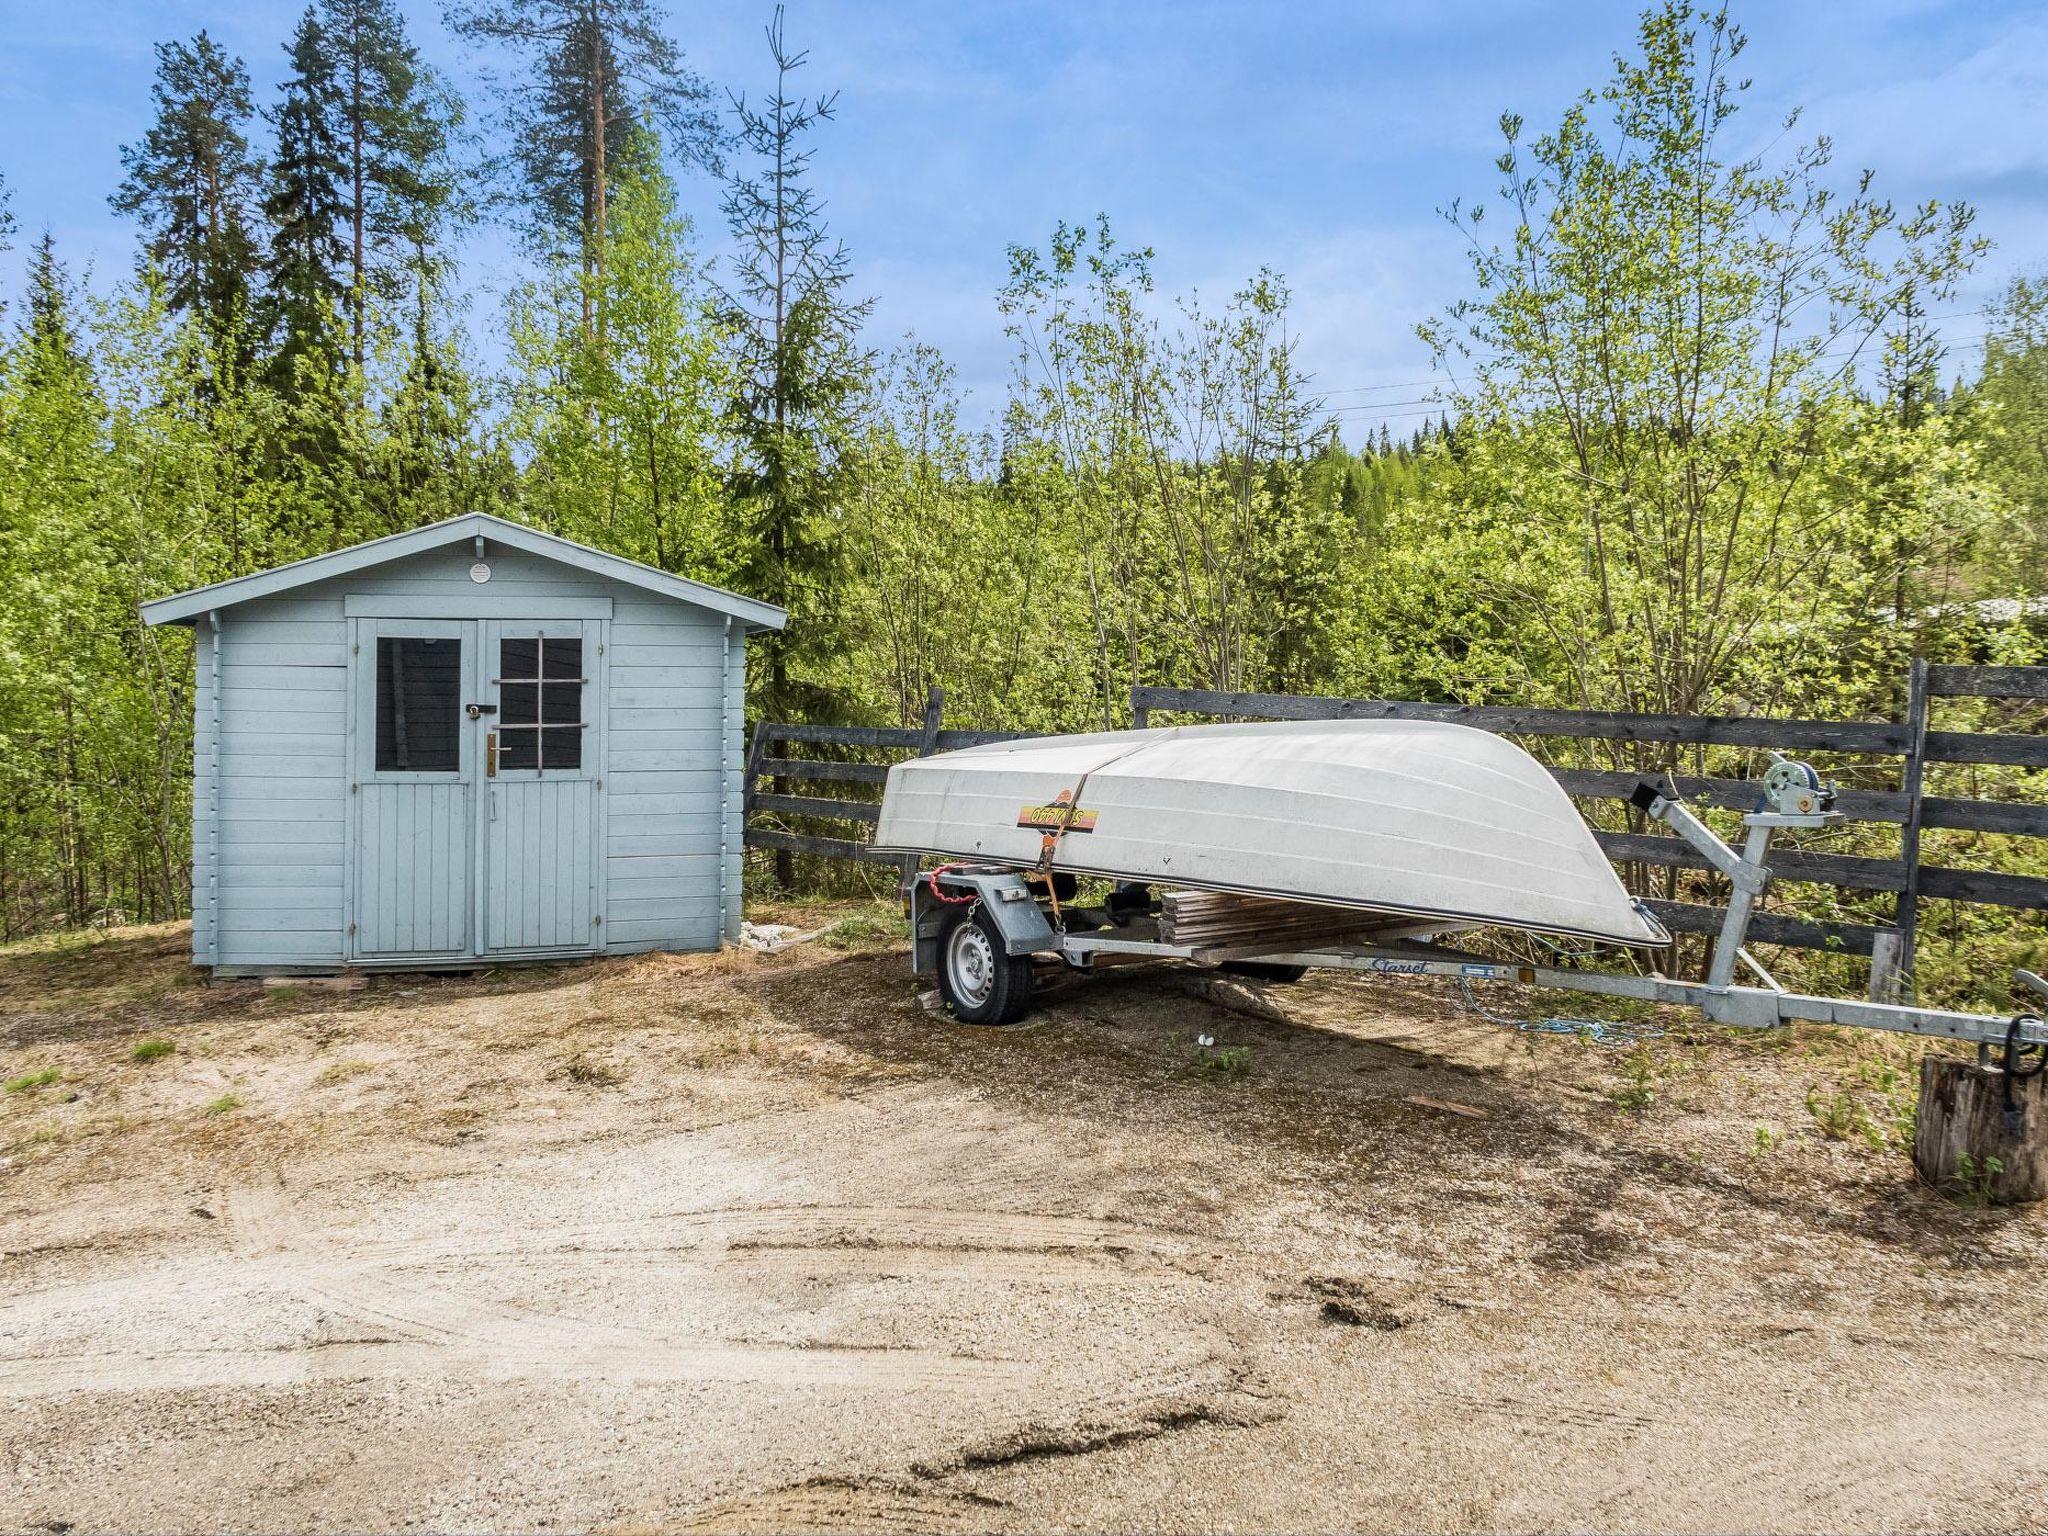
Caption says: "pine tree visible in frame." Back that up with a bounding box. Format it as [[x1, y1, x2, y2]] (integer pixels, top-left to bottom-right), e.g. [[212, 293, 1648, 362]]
[[448, 0, 720, 331], [110, 34, 264, 353], [721, 5, 873, 885], [262, 10, 351, 396], [324, 0, 460, 374]]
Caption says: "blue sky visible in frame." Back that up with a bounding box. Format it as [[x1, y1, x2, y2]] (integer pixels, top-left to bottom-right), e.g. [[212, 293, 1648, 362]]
[[1, 0, 2043, 439]]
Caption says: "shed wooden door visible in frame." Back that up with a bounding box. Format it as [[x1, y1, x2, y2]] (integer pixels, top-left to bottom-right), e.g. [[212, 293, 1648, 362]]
[[347, 616, 605, 963], [349, 618, 476, 959], [478, 619, 604, 955]]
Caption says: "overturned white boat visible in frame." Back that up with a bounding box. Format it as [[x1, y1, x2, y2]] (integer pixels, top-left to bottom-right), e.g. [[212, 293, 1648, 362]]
[[873, 719, 1668, 948]]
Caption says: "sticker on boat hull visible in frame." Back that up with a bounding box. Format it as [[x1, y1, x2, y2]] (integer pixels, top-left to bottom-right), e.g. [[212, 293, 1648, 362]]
[[1017, 797, 1097, 833]]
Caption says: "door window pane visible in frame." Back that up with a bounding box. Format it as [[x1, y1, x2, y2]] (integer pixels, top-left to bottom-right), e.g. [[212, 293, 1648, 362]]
[[499, 729, 540, 772], [375, 637, 461, 772], [540, 682, 580, 723], [500, 682, 539, 726], [498, 635, 583, 772], [499, 637, 539, 680]]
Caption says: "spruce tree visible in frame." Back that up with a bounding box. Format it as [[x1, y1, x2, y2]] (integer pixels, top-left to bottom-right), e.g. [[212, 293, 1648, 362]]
[[721, 6, 873, 883], [447, 0, 720, 328], [262, 9, 351, 395], [110, 34, 264, 353], [324, 0, 460, 374]]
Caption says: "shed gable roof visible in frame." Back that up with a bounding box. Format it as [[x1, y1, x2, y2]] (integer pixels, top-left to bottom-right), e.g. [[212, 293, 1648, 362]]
[[140, 512, 786, 630]]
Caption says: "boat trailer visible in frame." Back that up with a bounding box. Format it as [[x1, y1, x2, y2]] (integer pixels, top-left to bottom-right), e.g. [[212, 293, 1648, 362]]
[[908, 762, 2048, 1052]]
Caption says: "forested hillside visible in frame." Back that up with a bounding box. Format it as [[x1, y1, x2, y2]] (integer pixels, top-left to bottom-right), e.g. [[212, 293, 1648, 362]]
[[0, 1, 2042, 961]]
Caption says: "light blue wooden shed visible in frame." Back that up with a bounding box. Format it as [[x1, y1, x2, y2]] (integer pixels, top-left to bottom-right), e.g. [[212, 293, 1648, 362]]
[[141, 512, 786, 975]]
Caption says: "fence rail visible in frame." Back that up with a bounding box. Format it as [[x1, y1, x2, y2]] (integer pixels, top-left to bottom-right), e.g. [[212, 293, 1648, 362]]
[[743, 666, 2048, 1001]]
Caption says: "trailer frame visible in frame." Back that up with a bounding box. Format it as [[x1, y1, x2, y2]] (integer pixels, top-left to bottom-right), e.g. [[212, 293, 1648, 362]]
[[908, 775, 2048, 1048]]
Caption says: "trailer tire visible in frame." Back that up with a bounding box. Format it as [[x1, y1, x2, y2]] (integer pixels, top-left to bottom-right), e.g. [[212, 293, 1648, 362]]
[[1220, 961, 1309, 983], [936, 906, 1035, 1026]]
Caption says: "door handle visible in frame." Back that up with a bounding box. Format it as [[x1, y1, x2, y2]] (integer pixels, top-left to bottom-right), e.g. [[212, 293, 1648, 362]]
[[466, 703, 498, 720], [486, 732, 498, 778]]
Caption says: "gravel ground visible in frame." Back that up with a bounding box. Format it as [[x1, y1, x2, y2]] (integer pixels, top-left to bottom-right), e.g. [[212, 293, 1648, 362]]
[[1, 917, 2044, 1534]]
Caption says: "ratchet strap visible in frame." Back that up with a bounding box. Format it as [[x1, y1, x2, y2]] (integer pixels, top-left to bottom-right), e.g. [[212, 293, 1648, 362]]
[[1033, 732, 1168, 925]]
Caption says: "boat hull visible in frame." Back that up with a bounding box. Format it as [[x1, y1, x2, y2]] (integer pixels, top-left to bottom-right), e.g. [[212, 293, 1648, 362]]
[[872, 720, 1668, 948]]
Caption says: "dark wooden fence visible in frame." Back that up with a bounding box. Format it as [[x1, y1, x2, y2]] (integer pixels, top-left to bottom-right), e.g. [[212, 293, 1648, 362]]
[[743, 666, 2048, 1001]]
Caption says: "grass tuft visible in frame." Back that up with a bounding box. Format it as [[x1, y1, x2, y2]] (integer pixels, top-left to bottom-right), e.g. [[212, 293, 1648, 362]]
[[816, 911, 908, 950], [201, 1092, 242, 1117], [314, 1059, 374, 1086], [561, 1053, 621, 1087], [5, 1066, 61, 1094], [131, 1038, 174, 1063], [1186, 1044, 1254, 1080]]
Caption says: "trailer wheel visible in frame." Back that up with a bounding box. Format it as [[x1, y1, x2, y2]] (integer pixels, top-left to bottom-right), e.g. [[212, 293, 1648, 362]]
[[1220, 961, 1309, 984], [937, 906, 1035, 1025]]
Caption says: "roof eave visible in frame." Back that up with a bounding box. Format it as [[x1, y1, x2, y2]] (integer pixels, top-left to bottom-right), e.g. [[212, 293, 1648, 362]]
[[138, 512, 787, 631]]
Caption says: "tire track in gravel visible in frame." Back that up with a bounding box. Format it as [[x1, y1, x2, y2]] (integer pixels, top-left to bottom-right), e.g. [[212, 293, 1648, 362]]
[[0, 1179, 1228, 1401]]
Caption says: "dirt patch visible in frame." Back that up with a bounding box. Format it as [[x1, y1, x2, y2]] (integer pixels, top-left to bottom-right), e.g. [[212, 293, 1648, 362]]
[[2, 917, 2045, 1532]]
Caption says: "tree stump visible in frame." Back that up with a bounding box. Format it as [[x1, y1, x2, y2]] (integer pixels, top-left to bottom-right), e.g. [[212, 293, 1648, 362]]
[[1913, 1054, 2048, 1204]]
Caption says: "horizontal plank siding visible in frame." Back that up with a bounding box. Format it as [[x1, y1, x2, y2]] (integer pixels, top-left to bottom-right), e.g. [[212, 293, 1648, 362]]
[[600, 589, 734, 954], [212, 605, 351, 966]]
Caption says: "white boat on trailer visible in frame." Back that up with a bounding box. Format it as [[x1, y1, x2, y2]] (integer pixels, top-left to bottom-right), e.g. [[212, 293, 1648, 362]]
[[873, 718, 1670, 953], [875, 722, 2047, 1062]]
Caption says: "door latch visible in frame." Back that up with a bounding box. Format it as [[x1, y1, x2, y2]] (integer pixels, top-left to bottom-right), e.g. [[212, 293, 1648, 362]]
[[466, 703, 498, 720], [486, 732, 499, 778]]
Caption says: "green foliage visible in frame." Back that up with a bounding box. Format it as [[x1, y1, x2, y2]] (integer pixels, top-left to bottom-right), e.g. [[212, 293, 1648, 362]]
[[4, 1066, 62, 1094], [1948, 1152, 2007, 1206], [1610, 1044, 1660, 1116], [0, 0, 2043, 1018], [1187, 1044, 1254, 1080], [131, 1038, 175, 1062], [1411, 2, 1985, 723]]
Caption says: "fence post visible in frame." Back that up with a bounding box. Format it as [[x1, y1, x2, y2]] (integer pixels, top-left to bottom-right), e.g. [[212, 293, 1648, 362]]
[[1875, 657, 1930, 1004], [900, 686, 946, 902], [1131, 686, 1151, 731], [742, 720, 769, 818]]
